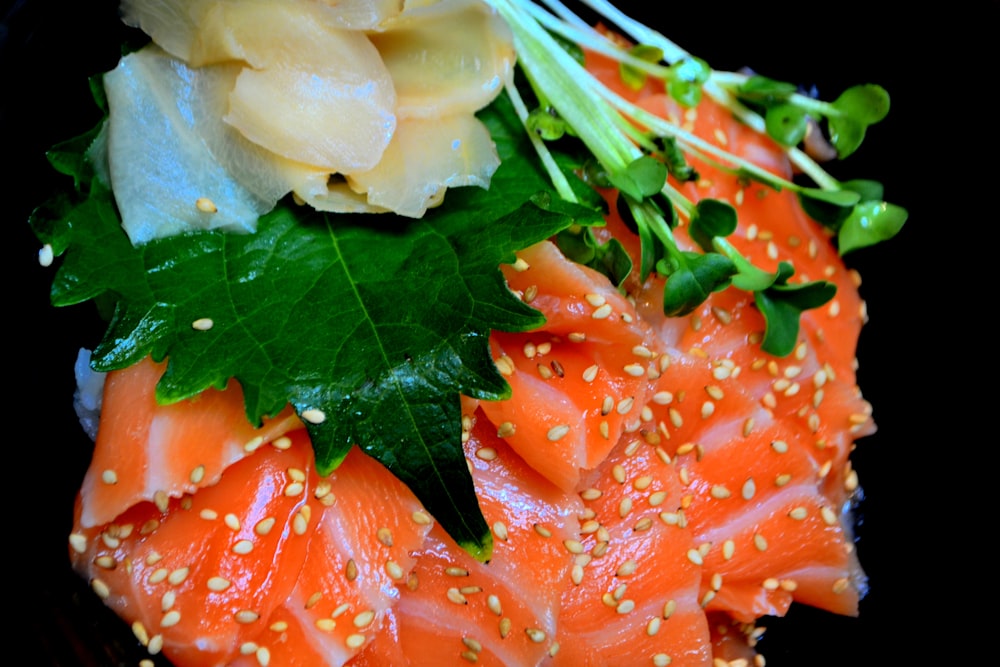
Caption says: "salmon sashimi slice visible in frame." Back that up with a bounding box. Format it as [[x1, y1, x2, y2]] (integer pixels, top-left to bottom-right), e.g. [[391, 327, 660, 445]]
[[69, 430, 318, 666], [78, 356, 303, 528], [552, 437, 711, 667], [624, 310, 866, 621], [350, 403, 582, 666], [231, 446, 435, 667], [482, 240, 656, 491]]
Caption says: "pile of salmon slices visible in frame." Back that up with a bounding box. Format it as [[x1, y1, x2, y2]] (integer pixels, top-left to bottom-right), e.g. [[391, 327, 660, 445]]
[[67, 48, 874, 667]]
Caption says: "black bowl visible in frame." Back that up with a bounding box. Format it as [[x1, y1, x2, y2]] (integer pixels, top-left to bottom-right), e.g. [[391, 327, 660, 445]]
[[7, 2, 943, 665]]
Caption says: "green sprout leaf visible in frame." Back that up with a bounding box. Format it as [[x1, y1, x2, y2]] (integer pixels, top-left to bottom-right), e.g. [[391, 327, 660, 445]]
[[659, 251, 736, 317], [688, 198, 737, 253], [828, 84, 891, 158], [667, 56, 710, 107], [837, 200, 908, 255], [755, 262, 836, 356], [555, 226, 633, 288], [619, 44, 663, 90], [764, 102, 809, 146]]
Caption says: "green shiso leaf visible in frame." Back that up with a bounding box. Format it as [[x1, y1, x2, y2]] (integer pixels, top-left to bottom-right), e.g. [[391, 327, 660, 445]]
[[30, 92, 590, 562]]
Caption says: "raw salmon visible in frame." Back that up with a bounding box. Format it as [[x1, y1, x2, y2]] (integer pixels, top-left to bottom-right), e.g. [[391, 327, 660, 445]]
[[66, 26, 876, 667], [77, 356, 303, 529], [350, 401, 582, 666]]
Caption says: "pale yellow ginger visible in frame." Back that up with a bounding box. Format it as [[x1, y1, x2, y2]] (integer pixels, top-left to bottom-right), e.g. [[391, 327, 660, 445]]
[[103, 0, 515, 244]]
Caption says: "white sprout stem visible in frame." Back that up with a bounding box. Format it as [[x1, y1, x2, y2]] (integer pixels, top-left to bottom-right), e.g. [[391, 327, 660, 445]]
[[575, 0, 690, 62], [502, 78, 579, 203], [553, 0, 843, 191], [704, 77, 841, 189], [487, 0, 641, 172]]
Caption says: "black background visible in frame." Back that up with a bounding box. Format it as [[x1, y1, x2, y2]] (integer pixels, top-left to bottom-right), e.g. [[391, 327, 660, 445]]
[[3, 1, 967, 665]]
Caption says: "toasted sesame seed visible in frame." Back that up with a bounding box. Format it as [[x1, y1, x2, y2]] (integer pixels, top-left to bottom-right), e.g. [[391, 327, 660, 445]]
[[832, 578, 850, 594], [447, 587, 468, 605], [821, 506, 838, 526], [233, 540, 254, 555], [487, 594, 502, 616], [207, 576, 231, 592], [167, 567, 190, 586], [582, 364, 600, 382], [770, 440, 789, 454], [624, 363, 645, 377], [494, 355, 514, 375], [235, 610, 260, 624], [547, 424, 570, 441], [376, 527, 394, 547], [132, 621, 150, 646], [148, 635, 164, 655], [315, 617, 337, 633], [304, 591, 323, 609], [616, 599, 636, 614], [91, 578, 110, 599], [496, 421, 516, 438], [69, 533, 87, 554], [160, 610, 181, 628], [385, 560, 404, 580], [255, 517, 276, 536], [617, 397, 635, 414], [533, 523, 552, 538], [461, 651, 479, 663], [331, 603, 350, 618], [493, 521, 508, 541], [301, 408, 326, 424], [663, 599, 677, 619], [592, 303, 612, 319], [525, 627, 546, 643], [563, 539, 585, 554], [722, 539, 735, 560], [710, 485, 731, 499], [411, 510, 432, 525], [195, 197, 217, 213]]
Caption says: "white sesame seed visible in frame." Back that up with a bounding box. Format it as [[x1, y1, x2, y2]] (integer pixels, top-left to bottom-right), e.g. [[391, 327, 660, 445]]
[[160, 610, 181, 628], [69, 533, 87, 554], [195, 197, 217, 213], [191, 318, 214, 331], [233, 540, 254, 555], [592, 303, 612, 319], [235, 610, 260, 624], [38, 243, 54, 267], [301, 408, 326, 424], [167, 567, 190, 586], [547, 424, 570, 441]]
